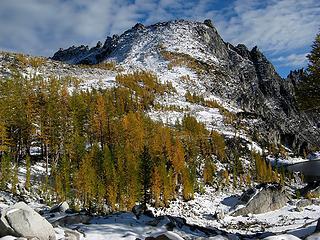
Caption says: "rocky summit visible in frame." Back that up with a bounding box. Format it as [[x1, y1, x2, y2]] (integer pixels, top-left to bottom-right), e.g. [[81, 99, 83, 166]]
[[52, 19, 320, 153]]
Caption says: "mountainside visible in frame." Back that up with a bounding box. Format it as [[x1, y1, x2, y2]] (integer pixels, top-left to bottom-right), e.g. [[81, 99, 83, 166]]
[[52, 19, 320, 153], [1, 19, 320, 240]]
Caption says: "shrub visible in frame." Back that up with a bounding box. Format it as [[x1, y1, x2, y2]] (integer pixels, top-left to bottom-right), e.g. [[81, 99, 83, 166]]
[[15, 53, 29, 66], [29, 57, 46, 68]]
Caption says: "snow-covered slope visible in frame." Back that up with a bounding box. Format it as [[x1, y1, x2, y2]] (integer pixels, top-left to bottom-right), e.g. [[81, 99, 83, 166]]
[[52, 19, 320, 153]]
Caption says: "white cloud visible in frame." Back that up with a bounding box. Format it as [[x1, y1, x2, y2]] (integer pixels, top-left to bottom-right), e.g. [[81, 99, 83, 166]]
[[273, 53, 308, 67], [212, 0, 320, 54], [0, 0, 146, 56], [0, 0, 318, 72]]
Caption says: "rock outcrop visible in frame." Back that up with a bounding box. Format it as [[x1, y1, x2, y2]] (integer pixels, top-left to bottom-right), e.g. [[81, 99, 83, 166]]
[[233, 184, 289, 216], [0, 202, 56, 240]]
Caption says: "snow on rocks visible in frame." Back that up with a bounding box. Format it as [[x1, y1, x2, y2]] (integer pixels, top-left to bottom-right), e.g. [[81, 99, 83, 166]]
[[50, 201, 70, 213], [232, 184, 290, 216], [0, 202, 56, 240]]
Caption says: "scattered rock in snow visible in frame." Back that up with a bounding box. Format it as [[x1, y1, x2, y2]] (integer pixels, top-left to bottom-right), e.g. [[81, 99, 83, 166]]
[[296, 199, 312, 208], [132, 204, 154, 219], [50, 201, 69, 213], [0, 202, 56, 240], [233, 184, 289, 216], [132, 204, 145, 219], [312, 199, 320, 206], [51, 214, 92, 227], [64, 228, 82, 240]]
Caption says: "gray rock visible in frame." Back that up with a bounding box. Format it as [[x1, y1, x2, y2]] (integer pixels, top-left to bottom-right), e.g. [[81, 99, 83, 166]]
[[203, 19, 214, 28], [132, 204, 144, 219], [50, 201, 69, 213], [0, 202, 56, 240], [64, 229, 81, 240], [51, 214, 91, 227], [296, 199, 312, 208], [233, 184, 289, 216], [0, 211, 17, 237], [312, 199, 320, 205]]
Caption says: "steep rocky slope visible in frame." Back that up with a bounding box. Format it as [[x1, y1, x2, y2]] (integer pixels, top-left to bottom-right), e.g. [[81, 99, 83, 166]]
[[52, 19, 319, 153]]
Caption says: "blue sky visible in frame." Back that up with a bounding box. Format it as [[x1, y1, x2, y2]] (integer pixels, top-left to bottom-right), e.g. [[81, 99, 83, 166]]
[[0, 0, 319, 77]]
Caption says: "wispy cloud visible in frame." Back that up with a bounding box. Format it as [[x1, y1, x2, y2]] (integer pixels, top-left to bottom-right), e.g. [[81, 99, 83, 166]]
[[213, 0, 320, 54], [0, 0, 145, 56], [273, 53, 308, 67], [0, 0, 319, 76]]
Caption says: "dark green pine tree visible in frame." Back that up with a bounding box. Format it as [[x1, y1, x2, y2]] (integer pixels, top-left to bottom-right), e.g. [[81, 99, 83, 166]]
[[139, 146, 153, 209], [297, 31, 320, 111]]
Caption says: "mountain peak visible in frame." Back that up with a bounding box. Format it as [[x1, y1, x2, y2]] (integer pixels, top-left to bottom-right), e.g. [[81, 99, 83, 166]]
[[52, 19, 225, 65]]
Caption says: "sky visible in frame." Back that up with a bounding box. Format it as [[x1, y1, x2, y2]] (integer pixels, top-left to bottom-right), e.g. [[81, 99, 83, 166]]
[[0, 0, 319, 77]]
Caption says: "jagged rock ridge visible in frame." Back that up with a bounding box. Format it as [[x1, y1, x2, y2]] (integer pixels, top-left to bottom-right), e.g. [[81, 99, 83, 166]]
[[52, 19, 320, 153]]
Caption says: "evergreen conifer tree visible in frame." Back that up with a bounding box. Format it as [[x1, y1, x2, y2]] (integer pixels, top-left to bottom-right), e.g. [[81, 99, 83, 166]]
[[297, 31, 320, 110], [139, 146, 153, 209]]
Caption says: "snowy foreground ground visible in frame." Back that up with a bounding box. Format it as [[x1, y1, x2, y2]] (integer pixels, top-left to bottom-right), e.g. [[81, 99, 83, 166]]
[[47, 188, 320, 240], [0, 161, 315, 240]]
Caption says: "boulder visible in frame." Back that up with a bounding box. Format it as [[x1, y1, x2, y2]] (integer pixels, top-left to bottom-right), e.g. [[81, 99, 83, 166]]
[[233, 184, 289, 216], [0, 202, 56, 240], [50, 201, 69, 213], [51, 214, 91, 227], [64, 229, 81, 240], [132, 204, 154, 219], [132, 204, 144, 219]]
